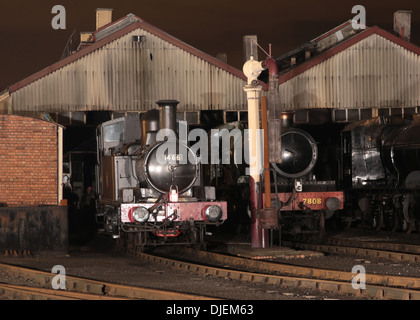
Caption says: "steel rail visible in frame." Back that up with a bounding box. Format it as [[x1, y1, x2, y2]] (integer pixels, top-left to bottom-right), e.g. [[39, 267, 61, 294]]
[[183, 248, 420, 290], [309, 236, 420, 256], [321, 237, 420, 255], [0, 283, 125, 300], [131, 248, 420, 300], [0, 262, 219, 300], [281, 240, 420, 263]]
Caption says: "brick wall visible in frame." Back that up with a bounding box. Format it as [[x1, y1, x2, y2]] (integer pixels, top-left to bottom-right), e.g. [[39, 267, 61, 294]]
[[0, 115, 58, 206]]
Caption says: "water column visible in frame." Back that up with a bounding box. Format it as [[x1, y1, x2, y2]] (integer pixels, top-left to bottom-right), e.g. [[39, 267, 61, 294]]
[[243, 57, 265, 248]]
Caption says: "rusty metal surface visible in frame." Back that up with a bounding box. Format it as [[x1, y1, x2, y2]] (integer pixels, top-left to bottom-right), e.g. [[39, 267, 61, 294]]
[[267, 191, 344, 211], [134, 247, 420, 300], [282, 241, 420, 263], [299, 236, 420, 259], [259, 208, 278, 229], [185, 248, 420, 290], [0, 206, 68, 253], [0, 283, 125, 300]]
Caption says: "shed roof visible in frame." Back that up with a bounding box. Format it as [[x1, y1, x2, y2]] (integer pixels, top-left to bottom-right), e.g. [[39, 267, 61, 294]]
[[274, 24, 420, 85], [272, 22, 420, 113], [9, 14, 246, 93], [6, 13, 250, 113]]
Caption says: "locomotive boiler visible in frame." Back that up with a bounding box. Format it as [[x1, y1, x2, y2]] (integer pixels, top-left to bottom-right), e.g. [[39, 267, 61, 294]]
[[341, 115, 420, 231], [265, 115, 344, 234], [95, 100, 227, 246]]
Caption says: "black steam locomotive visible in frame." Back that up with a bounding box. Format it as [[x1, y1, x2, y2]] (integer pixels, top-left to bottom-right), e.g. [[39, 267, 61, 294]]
[[95, 100, 227, 246], [265, 115, 344, 234], [341, 115, 420, 232], [262, 114, 344, 235], [208, 115, 345, 236]]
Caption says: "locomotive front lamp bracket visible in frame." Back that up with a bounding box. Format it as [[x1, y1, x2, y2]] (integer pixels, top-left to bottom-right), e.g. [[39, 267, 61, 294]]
[[294, 180, 303, 192], [169, 185, 179, 202]]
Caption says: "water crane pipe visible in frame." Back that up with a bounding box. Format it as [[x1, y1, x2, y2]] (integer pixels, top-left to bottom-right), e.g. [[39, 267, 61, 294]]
[[261, 58, 278, 78], [260, 56, 279, 208], [264, 58, 282, 164], [261, 96, 271, 210]]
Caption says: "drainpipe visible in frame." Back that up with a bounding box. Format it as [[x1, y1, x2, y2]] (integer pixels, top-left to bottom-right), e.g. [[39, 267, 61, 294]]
[[57, 126, 63, 205]]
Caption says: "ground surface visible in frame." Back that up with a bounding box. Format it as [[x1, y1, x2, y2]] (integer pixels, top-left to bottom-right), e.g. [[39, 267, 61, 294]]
[[1, 227, 419, 301], [0, 234, 357, 300]]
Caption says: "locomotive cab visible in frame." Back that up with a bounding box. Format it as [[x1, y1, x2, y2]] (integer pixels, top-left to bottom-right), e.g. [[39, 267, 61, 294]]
[[96, 115, 143, 202]]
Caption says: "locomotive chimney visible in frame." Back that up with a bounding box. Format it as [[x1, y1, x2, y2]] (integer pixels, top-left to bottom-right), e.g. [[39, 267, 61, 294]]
[[156, 100, 179, 139]]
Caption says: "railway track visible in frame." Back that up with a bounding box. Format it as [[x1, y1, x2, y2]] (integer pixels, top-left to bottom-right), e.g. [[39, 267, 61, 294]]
[[6, 232, 416, 300], [0, 283, 125, 300], [0, 262, 219, 300], [129, 246, 420, 300], [282, 236, 420, 262]]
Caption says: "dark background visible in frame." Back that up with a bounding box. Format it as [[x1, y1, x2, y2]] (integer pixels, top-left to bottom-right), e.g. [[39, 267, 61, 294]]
[[1, 0, 420, 89]]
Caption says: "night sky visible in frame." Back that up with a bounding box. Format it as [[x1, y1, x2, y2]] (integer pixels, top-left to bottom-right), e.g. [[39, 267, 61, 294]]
[[1, 0, 420, 90]]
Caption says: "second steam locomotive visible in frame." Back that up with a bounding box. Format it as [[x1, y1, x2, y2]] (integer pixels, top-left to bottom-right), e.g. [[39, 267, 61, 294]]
[[342, 115, 420, 232], [95, 100, 227, 247], [262, 113, 420, 234]]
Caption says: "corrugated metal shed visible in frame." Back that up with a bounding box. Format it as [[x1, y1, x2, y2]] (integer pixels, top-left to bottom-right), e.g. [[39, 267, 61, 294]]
[[6, 14, 248, 113], [277, 26, 420, 116]]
